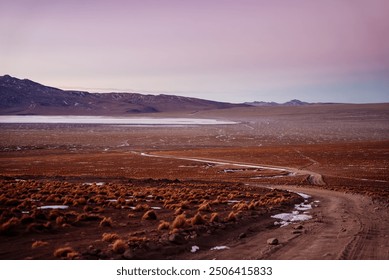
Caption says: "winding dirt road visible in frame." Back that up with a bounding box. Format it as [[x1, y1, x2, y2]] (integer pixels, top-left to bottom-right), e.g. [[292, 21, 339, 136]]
[[138, 152, 326, 186], [140, 152, 388, 260], [178, 186, 389, 260]]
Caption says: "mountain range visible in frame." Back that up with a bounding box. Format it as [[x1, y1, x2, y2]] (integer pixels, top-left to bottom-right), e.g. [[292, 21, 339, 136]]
[[0, 75, 311, 115], [244, 99, 310, 106]]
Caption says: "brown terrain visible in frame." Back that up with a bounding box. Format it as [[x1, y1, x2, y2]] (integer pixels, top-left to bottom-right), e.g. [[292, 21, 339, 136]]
[[0, 103, 388, 259]]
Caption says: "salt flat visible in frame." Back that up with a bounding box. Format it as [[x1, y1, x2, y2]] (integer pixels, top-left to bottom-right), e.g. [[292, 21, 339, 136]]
[[0, 115, 237, 125]]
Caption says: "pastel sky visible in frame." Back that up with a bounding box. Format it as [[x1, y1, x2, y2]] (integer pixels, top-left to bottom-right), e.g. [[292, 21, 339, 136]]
[[1, 0, 388, 103]]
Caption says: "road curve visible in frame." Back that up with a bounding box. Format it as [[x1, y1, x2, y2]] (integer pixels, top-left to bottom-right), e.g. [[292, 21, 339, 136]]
[[136, 152, 387, 260], [180, 186, 388, 260], [137, 151, 326, 186], [260, 186, 388, 260]]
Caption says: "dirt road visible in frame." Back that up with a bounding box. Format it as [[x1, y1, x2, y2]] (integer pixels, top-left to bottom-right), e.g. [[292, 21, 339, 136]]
[[180, 186, 388, 260], [139, 152, 326, 186], [142, 153, 387, 260]]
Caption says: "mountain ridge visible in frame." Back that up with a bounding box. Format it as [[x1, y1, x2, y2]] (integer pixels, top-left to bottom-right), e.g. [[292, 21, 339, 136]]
[[0, 75, 248, 115], [244, 99, 312, 106]]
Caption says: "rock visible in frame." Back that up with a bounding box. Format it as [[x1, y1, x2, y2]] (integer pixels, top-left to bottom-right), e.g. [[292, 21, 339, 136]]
[[123, 249, 134, 259], [294, 224, 303, 230], [238, 233, 247, 239], [267, 238, 279, 245], [169, 233, 185, 244]]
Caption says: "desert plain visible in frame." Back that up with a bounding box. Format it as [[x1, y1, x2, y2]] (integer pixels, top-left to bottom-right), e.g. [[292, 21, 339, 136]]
[[0, 103, 388, 259]]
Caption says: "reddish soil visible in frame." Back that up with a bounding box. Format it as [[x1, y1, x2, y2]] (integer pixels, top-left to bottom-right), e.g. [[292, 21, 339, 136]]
[[0, 104, 388, 259]]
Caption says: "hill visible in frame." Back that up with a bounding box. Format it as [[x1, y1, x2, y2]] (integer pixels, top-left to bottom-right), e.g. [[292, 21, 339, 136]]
[[0, 75, 247, 115]]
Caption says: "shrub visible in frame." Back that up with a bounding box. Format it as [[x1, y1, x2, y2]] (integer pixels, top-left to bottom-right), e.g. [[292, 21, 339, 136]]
[[32, 240, 49, 249], [198, 202, 212, 212], [134, 204, 150, 212], [158, 220, 170, 231], [112, 239, 127, 254], [102, 232, 120, 242], [171, 214, 187, 229], [233, 202, 248, 211], [53, 247, 76, 258], [210, 212, 219, 223], [0, 217, 20, 234], [190, 213, 205, 225], [99, 217, 113, 227], [227, 211, 236, 222]]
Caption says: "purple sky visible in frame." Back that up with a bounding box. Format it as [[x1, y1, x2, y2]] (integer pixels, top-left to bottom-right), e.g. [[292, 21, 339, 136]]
[[1, 0, 388, 103]]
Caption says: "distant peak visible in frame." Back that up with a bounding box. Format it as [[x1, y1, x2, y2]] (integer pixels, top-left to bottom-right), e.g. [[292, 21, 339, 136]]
[[245, 99, 310, 106], [284, 99, 309, 105], [1, 74, 15, 80]]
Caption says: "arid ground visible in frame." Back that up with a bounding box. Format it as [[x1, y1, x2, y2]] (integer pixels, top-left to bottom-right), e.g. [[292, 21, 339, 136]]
[[0, 104, 388, 259]]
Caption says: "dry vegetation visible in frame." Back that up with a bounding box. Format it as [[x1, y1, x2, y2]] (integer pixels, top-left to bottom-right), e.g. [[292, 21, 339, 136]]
[[0, 178, 301, 259]]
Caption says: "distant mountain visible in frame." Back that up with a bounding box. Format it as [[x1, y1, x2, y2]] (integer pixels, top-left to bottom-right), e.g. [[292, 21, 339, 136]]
[[0, 75, 248, 115], [245, 99, 310, 106]]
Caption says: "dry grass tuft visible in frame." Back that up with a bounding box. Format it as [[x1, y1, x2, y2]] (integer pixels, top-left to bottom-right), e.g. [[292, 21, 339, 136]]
[[210, 212, 219, 223], [0, 217, 20, 234], [190, 212, 206, 225], [128, 236, 147, 243], [112, 239, 127, 254], [99, 217, 113, 227], [102, 232, 120, 242], [53, 247, 77, 258], [32, 240, 49, 249], [174, 207, 184, 215], [171, 214, 187, 229], [198, 202, 212, 212], [233, 202, 249, 211], [142, 210, 157, 220], [134, 204, 150, 212], [227, 211, 237, 222], [158, 220, 170, 231]]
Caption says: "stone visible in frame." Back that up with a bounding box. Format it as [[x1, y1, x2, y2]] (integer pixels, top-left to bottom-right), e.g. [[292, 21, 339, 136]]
[[169, 233, 185, 244], [267, 238, 279, 245], [123, 249, 134, 259]]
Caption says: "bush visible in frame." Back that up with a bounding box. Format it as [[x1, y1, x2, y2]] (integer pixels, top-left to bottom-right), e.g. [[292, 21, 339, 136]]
[[53, 247, 76, 258], [190, 213, 205, 225], [158, 220, 170, 231], [112, 239, 127, 254], [102, 232, 120, 242], [99, 217, 113, 227], [32, 240, 49, 249], [171, 214, 187, 229], [210, 212, 219, 223]]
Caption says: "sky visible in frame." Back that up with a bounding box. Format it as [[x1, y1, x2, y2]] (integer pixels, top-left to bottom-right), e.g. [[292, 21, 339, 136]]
[[1, 0, 388, 103]]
